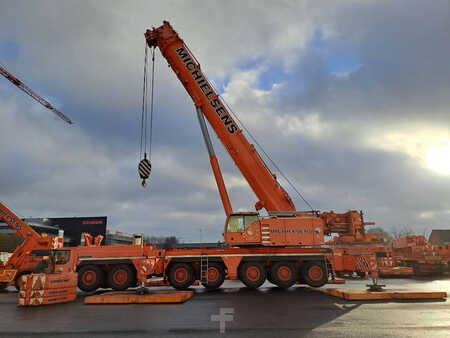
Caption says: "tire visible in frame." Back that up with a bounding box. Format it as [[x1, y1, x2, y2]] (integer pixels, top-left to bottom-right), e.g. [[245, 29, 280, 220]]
[[107, 265, 134, 291], [238, 262, 266, 288], [201, 262, 226, 290], [302, 261, 328, 288], [0, 282, 8, 291], [168, 263, 195, 290], [357, 271, 366, 279], [14, 271, 32, 291], [78, 265, 103, 292], [270, 262, 297, 288]]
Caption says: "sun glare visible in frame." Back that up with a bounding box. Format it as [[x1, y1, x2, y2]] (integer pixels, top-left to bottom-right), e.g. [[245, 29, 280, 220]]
[[426, 140, 450, 175]]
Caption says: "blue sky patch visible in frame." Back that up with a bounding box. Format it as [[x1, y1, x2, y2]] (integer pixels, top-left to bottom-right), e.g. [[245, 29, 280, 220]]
[[311, 29, 362, 76], [0, 39, 20, 65]]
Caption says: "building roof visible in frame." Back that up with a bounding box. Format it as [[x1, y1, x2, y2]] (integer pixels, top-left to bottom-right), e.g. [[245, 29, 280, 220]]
[[429, 229, 450, 244], [0, 221, 58, 233]]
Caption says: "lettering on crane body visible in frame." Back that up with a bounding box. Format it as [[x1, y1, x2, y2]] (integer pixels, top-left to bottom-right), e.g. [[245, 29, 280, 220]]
[[176, 47, 238, 134], [270, 229, 313, 234], [0, 209, 22, 230]]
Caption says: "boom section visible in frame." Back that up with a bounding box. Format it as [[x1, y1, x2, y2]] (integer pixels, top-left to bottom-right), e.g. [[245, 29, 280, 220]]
[[0, 65, 73, 124], [0, 201, 53, 271], [0, 201, 41, 241], [145, 21, 295, 212]]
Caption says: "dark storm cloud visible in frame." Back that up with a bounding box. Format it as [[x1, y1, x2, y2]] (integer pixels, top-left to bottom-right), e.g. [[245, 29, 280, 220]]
[[269, 0, 450, 124]]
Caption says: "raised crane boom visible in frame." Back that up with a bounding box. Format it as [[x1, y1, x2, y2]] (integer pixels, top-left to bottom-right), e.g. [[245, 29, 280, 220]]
[[145, 21, 376, 247], [0, 201, 54, 287], [0, 64, 73, 124], [145, 21, 295, 213]]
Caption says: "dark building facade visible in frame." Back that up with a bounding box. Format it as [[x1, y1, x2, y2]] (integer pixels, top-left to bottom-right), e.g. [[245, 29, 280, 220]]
[[0, 216, 107, 248], [45, 217, 107, 246]]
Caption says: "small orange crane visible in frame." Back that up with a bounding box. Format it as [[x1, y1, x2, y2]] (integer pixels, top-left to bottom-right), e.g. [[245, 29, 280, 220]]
[[0, 201, 59, 290]]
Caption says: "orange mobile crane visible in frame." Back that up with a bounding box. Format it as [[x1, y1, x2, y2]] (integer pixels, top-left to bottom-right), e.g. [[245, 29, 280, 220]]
[[0, 201, 61, 290], [391, 235, 447, 275], [144, 21, 374, 248], [49, 21, 379, 293]]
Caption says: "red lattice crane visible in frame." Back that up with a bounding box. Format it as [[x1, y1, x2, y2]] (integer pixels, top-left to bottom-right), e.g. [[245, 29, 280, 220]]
[[0, 64, 73, 124]]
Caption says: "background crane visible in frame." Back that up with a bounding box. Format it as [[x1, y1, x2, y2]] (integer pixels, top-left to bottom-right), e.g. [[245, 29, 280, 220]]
[[0, 64, 73, 124]]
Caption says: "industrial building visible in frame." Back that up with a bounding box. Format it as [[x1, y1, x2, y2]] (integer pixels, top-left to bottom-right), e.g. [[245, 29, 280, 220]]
[[105, 231, 134, 245], [0, 216, 107, 250]]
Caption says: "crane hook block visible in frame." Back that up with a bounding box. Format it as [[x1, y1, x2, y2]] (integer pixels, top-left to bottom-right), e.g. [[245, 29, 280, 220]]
[[138, 158, 152, 188]]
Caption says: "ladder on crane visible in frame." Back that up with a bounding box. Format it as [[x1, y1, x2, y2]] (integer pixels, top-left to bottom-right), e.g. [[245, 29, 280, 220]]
[[325, 257, 336, 281], [200, 254, 209, 284]]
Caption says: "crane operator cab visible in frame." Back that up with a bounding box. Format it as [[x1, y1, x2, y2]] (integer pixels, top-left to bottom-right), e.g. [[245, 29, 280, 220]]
[[224, 212, 325, 247], [224, 212, 262, 245]]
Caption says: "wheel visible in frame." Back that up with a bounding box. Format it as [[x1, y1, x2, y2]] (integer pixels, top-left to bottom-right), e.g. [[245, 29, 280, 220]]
[[78, 265, 103, 292], [107, 265, 134, 291], [201, 262, 226, 290], [238, 262, 266, 288], [357, 271, 366, 279], [302, 261, 328, 287], [0, 282, 8, 291], [14, 271, 32, 291], [270, 262, 297, 288], [168, 263, 195, 290]]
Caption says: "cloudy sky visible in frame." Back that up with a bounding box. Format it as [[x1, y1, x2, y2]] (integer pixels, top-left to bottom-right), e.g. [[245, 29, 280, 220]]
[[0, 0, 449, 242]]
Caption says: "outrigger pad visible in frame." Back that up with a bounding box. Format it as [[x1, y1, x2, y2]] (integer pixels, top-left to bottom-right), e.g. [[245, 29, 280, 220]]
[[325, 288, 447, 301], [325, 279, 346, 285], [84, 290, 194, 304]]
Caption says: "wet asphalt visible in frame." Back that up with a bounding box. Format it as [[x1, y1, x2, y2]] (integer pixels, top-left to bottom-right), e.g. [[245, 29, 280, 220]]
[[0, 278, 449, 338]]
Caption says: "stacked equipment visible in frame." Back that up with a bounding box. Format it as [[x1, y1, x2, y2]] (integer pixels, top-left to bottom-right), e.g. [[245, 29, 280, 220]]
[[18, 272, 77, 306]]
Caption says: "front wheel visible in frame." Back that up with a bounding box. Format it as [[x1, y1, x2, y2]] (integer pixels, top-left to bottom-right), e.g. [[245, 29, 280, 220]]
[[0, 282, 8, 291]]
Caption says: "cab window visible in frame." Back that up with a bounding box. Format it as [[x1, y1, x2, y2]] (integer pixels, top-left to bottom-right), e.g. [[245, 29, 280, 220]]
[[227, 215, 259, 233], [54, 250, 70, 265], [244, 215, 259, 229]]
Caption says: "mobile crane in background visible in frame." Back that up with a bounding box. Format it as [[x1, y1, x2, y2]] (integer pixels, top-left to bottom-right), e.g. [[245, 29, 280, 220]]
[[0, 201, 62, 290], [0, 64, 73, 124], [391, 235, 448, 275]]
